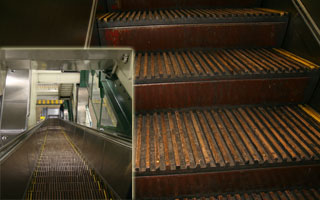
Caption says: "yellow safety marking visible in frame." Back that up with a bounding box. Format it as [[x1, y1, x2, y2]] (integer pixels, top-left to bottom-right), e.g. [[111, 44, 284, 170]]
[[98, 12, 110, 20], [103, 98, 117, 126], [273, 48, 319, 69], [103, 12, 116, 22], [92, 99, 101, 103], [103, 189, 107, 200], [61, 130, 111, 198], [257, 8, 286, 16], [28, 131, 48, 199], [299, 105, 320, 123], [37, 99, 64, 105]]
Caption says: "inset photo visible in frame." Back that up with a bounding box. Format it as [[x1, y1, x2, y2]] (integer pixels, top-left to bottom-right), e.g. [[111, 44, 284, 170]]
[[0, 48, 133, 199]]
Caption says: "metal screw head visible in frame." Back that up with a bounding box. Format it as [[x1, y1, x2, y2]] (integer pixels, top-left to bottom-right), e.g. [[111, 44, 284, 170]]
[[121, 54, 129, 64]]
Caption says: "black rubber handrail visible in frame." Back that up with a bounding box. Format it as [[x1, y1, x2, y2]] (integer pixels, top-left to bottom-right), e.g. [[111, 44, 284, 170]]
[[61, 119, 132, 148], [0, 121, 45, 162], [292, 0, 320, 45]]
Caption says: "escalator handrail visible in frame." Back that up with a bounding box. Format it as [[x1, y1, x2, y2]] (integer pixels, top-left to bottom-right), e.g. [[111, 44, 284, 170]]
[[0, 121, 44, 163], [292, 0, 320, 45], [61, 119, 132, 148]]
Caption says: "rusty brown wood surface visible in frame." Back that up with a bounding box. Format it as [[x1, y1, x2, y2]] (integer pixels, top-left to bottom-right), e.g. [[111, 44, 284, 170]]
[[175, 187, 320, 200], [135, 77, 311, 111], [108, 0, 262, 11], [103, 22, 287, 51], [135, 164, 320, 198]]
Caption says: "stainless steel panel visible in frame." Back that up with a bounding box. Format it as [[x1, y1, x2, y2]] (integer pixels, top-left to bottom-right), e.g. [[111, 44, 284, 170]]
[[0, 70, 30, 132], [1, 102, 28, 130], [77, 87, 89, 126], [3, 70, 30, 101], [0, 48, 134, 72], [47, 108, 59, 116]]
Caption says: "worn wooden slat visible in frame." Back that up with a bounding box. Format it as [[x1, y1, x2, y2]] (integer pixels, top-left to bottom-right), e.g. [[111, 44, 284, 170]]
[[225, 109, 261, 163], [239, 108, 279, 162], [168, 112, 181, 169], [205, 110, 232, 166], [220, 110, 252, 164], [160, 113, 171, 170], [135, 115, 142, 170], [247, 108, 289, 161], [183, 112, 202, 168], [175, 111, 191, 168], [190, 111, 212, 166]]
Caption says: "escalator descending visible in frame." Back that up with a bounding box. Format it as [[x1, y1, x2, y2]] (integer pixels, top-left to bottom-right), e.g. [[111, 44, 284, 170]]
[[0, 118, 131, 200], [25, 128, 110, 199]]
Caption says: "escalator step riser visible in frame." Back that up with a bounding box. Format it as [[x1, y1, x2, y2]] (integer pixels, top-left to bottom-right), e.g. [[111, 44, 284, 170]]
[[135, 77, 316, 111], [31, 190, 105, 200], [99, 8, 287, 28], [36, 170, 90, 177], [99, 8, 288, 50], [101, 22, 287, 50], [34, 182, 100, 191], [179, 188, 320, 200], [107, 0, 262, 11]]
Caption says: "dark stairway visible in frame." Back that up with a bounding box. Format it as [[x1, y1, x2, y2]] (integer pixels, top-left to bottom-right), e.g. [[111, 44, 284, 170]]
[[97, 0, 320, 199]]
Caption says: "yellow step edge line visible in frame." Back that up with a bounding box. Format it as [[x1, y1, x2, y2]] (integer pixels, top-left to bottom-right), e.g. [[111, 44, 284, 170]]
[[27, 131, 48, 199], [257, 8, 286, 16], [98, 13, 110, 20], [273, 48, 319, 69], [98, 12, 114, 21], [104, 12, 116, 22], [103, 98, 117, 126], [103, 189, 107, 200], [62, 130, 109, 199], [299, 105, 320, 123], [304, 105, 320, 121]]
